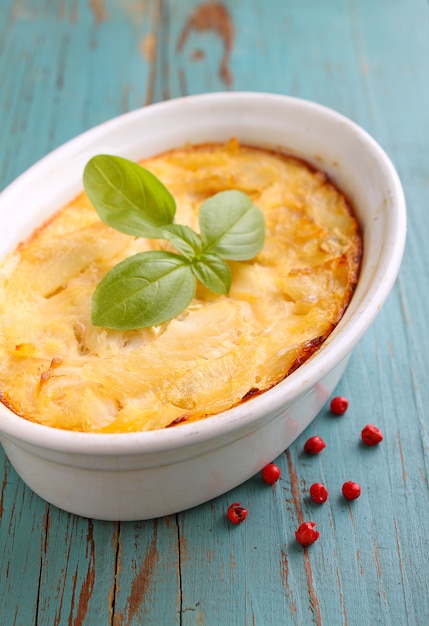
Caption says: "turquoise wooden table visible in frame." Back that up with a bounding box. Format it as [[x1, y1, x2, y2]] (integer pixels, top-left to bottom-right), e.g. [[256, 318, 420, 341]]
[[1, 1, 428, 624]]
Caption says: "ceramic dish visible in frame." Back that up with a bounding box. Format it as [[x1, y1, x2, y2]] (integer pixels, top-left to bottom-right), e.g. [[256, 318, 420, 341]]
[[0, 92, 406, 520]]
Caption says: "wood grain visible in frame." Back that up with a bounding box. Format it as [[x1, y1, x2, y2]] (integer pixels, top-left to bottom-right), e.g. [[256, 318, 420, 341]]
[[1, 0, 429, 624]]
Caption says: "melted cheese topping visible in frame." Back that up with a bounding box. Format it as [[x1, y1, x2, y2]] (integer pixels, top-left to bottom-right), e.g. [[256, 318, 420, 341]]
[[0, 140, 361, 432]]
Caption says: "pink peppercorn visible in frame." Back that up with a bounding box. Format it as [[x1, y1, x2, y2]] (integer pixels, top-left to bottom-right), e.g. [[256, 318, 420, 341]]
[[261, 463, 281, 484], [361, 424, 383, 446], [309, 482, 329, 504], [304, 436, 326, 454], [330, 396, 349, 415], [227, 502, 248, 524], [295, 521, 320, 546], [342, 481, 361, 500]]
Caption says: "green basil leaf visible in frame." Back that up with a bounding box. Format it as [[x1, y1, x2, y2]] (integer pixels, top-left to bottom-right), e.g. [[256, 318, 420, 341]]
[[161, 224, 203, 259], [199, 190, 265, 260], [191, 253, 231, 295], [92, 251, 195, 329], [83, 155, 176, 238]]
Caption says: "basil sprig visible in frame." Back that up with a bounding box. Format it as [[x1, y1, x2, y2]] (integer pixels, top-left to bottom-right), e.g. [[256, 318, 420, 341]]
[[83, 155, 265, 330]]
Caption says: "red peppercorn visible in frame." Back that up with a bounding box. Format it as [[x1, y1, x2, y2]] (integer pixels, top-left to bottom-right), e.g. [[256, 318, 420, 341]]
[[342, 481, 361, 500], [295, 521, 320, 546], [330, 395, 349, 415], [227, 502, 248, 524], [261, 463, 281, 484], [361, 424, 383, 446], [303, 435, 326, 454], [309, 482, 329, 504]]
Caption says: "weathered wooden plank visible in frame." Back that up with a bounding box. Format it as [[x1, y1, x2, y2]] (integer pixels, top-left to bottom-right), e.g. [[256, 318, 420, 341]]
[[36, 512, 118, 625], [112, 518, 181, 626], [0, 451, 48, 626], [0, 0, 157, 190]]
